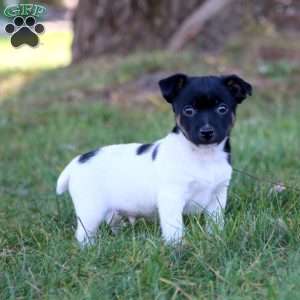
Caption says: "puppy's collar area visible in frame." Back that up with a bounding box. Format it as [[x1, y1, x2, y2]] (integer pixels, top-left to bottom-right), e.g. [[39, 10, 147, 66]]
[[172, 123, 192, 144]]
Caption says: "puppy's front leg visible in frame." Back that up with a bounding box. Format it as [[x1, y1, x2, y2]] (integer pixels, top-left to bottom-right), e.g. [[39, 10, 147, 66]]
[[205, 183, 229, 233], [157, 189, 185, 244]]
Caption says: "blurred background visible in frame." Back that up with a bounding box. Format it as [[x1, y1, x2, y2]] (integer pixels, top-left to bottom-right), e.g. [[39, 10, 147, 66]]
[[1, 0, 300, 102], [1, 0, 300, 171]]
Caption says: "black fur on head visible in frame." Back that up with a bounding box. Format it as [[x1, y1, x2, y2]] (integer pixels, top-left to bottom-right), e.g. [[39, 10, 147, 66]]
[[159, 73, 252, 146]]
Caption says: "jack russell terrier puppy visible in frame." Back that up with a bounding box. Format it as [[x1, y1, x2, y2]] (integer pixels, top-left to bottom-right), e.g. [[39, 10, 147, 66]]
[[56, 73, 252, 246]]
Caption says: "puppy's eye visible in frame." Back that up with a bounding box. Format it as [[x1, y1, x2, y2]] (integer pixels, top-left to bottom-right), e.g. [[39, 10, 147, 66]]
[[183, 106, 196, 117], [216, 104, 228, 115]]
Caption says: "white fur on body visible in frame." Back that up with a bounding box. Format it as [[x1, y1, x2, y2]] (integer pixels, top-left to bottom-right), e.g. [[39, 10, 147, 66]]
[[56, 131, 232, 245]]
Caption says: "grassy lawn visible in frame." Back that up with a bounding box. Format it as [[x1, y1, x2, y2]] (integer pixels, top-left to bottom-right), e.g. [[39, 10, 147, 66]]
[[1, 30, 300, 300]]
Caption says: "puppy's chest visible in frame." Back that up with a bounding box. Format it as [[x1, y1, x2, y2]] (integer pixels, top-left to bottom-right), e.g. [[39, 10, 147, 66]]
[[182, 157, 230, 185], [181, 159, 231, 209]]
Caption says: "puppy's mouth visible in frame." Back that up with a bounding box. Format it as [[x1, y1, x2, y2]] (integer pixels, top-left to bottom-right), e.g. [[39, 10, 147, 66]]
[[175, 124, 219, 146], [175, 116, 224, 146]]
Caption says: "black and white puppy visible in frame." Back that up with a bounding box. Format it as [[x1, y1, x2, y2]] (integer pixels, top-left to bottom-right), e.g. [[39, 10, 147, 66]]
[[56, 73, 252, 245]]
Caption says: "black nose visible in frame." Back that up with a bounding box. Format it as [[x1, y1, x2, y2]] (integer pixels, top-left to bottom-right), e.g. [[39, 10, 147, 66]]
[[199, 126, 215, 141]]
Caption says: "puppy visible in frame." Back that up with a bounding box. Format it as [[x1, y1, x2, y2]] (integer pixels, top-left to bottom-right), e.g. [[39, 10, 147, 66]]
[[56, 73, 252, 245]]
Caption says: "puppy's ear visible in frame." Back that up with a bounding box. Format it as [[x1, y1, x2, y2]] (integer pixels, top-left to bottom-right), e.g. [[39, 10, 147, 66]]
[[158, 73, 187, 103], [222, 75, 252, 103]]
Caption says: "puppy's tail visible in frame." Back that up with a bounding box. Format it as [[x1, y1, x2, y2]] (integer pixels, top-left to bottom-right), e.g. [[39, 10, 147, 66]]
[[56, 157, 77, 195]]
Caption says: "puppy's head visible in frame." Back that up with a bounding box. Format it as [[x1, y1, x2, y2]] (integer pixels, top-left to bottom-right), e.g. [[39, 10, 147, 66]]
[[159, 74, 252, 145]]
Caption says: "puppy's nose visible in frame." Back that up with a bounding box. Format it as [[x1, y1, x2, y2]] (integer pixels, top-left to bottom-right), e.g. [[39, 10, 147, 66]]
[[199, 126, 215, 141]]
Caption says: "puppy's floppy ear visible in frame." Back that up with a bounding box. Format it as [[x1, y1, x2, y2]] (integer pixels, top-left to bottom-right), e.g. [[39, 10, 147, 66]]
[[222, 74, 252, 103], [158, 73, 187, 103]]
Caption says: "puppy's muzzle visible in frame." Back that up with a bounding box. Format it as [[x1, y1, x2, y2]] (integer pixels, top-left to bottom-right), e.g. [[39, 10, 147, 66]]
[[199, 125, 215, 142]]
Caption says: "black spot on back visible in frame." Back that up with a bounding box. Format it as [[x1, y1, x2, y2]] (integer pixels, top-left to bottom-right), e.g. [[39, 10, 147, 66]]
[[224, 138, 231, 164], [152, 144, 160, 161], [172, 126, 179, 134], [136, 143, 153, 155], [78, 149, 99, 163]]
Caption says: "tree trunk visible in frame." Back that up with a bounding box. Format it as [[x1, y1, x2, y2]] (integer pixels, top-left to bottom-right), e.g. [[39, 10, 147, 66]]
[[72, 0, 202, 63], [167, 0, 234, 51]]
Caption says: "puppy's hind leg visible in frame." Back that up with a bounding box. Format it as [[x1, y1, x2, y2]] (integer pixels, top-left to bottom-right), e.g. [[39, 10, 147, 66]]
[[105, 212, 123, 235], [75, 202, 107, 247]]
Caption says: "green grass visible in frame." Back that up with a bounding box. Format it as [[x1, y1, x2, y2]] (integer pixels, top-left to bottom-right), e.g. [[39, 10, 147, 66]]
[[1, 31, 300, 300]]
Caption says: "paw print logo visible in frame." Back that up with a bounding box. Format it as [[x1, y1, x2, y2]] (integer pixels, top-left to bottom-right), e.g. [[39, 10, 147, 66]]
[[5, 16, 45, 48]]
